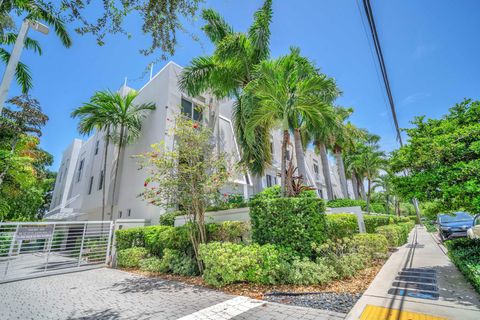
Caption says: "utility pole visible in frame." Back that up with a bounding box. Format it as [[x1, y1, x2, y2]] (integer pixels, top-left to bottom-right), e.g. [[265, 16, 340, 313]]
[[361, 0, 422, 223], [0, 19, 49, 114]]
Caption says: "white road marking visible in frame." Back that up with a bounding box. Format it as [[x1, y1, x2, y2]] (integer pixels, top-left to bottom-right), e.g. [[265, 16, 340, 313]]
[[176, 296, 265, 320]]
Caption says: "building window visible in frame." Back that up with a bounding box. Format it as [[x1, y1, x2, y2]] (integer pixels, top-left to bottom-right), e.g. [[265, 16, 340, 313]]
[[266, 174, 273, 187], [318, 189, 323, 198], [286, 150, 290, 161], [98, 170, 104, 190], [119, 211, 123, 218], [181, 98, 203, 122], [94, 141, 99, 155], [313, 163, 319, 174], [127, 209, 131, 217], [88, 176, 94, 194], [77, 159, 84, 182], [270, 141, 274, 154]]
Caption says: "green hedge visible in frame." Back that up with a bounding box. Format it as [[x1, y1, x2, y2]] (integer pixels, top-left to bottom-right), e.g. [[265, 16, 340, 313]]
[[206, 221, 251, 243], [327, 199, 366, 208], [364, 215, 392, 233], [325, 214, 358, 239], [375, 221, 415, 248], [117, 247, 148, 268], [445, 238, 480, 294], [251, 185, 317, 201], [199, 242, 286, 287], [249, 197, 327, 257]]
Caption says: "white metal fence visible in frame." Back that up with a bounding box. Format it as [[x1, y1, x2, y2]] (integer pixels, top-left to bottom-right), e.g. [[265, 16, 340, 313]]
[[0, 221, 113, 283]]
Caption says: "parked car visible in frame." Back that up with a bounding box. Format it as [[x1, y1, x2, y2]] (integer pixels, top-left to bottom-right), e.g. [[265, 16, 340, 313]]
[[467, 214, 480, 239], [437, 212, 474, 241]]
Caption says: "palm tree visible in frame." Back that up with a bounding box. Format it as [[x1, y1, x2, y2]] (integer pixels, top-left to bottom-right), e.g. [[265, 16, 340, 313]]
[[179, 0, 273, 191], [373, 173, 394, 215], [72, 92, 115, 222], [245, 48, 338, 196], [355, 135, 385, 213], [0, 0, 72, 92], [72, 90, 155, 221]]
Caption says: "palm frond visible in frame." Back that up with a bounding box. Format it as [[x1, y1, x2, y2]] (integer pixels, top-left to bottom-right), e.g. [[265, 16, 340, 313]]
[[201, 8, 234, 44], [248, 0, 272, 62]]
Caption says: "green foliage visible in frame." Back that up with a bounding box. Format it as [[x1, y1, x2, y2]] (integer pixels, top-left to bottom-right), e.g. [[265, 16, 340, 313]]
[[420, 201, 444, 221], [251, 185, 316, 201], [445, 238, 480, 294], [391, 100, 480, 213], [207, 193, 248, 212], [363, 214, 392, 233], [159, 211, 183, 226], [117, 247, 148, 268], [139, 257, 165, 273], [206, 221, 251, 243], [352, 233, 389, 260], [375, 222, 415, 247], [325, 214, 358, 239], [199, 242, 285, 287], [327, 199, 366, 208], [285, 258, 337, 285], [249, 197, 327, 257], [160, 248, 198, 276]]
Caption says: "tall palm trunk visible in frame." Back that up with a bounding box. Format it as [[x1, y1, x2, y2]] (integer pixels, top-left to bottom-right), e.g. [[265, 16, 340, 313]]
[[385, 194, 390, 215], [357, 173, 366, 200], [109, 126, 124, 220], [334, 146, 349, 199], [366, 177, 372, 213], [317, 141, 333, 200], [293, 128, 307, 184], [351, 171, 360, 200], [101, 127, 110, 222], [281, 129, 289, 196]]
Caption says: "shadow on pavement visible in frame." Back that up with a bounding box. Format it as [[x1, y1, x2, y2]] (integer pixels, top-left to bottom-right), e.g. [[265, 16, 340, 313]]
[[108, 276, 206, 294], [67, 309, 120, 320]]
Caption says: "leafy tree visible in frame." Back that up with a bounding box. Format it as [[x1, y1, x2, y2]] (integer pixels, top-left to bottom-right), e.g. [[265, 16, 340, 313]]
[[0, 95, 52, 221], [179, 0, 273, 191], [390, 99, 480, 213], [0, 0, 72, 92], [61, 0, 202, 59], [245, 47, 338, 196], [72, 90, 155, 221], [138, 117, 232, 271]]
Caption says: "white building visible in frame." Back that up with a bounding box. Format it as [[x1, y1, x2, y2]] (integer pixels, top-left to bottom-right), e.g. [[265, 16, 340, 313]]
[[46, 62, 353, 223]]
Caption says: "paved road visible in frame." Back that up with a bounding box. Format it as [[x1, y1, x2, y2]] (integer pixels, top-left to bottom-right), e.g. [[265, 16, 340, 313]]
[[0, 268, 345, 320], [346, 225, 480, 320]]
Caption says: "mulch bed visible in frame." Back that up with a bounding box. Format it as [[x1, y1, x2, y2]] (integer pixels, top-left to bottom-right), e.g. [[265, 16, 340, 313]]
[[125, 261, 384, 301]]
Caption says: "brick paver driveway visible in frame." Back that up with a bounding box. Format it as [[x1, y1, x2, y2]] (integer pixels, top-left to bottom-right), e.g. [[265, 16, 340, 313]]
[[0, 268, 345, 320]]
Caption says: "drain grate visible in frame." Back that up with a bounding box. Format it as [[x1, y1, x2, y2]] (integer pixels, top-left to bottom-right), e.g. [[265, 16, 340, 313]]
[[390, 268, 439, 300]]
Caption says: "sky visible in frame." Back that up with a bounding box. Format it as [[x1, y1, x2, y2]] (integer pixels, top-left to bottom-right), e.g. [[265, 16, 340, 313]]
[[5, 0, 480, 170]]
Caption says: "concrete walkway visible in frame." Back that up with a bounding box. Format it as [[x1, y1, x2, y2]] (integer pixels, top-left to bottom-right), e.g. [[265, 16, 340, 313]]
[[346, 225, 480, 320]]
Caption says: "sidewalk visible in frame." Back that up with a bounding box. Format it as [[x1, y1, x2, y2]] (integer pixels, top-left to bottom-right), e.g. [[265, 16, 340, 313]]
[[346, 225, 480, 320]]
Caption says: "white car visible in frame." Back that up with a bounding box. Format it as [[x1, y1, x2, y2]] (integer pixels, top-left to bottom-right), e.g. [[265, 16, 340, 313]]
[[467, 214, 480, 239]]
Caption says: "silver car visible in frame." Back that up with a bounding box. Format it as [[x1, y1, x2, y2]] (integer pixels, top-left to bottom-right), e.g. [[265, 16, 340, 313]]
[[467, 214, 480, 239]]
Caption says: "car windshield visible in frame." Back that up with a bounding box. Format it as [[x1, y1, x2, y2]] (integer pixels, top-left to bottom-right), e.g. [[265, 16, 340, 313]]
[[439, 212, 473, 223]]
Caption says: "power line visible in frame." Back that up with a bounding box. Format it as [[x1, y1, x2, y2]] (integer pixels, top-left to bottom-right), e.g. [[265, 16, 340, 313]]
[[361, 0, 403, 147]]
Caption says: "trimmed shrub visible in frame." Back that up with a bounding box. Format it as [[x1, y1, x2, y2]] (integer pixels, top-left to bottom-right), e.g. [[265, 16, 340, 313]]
[[143, 225, 191, 257], [445, 238, 480, 294], [115, 227, 146, 251], [199, 242, 285, 287], [251, 185, 316, 201], [319, 253, 367, 279], [159, 211, 183, 226], [207, 193, 248, 212], [375, 222, 414, 247], [161, 248, 198, 276], [369, 203, 386, 214], [207, 221, 251, 243], [363, 215, 392, 233], [327, 199, 366, 208], [139, 257, 166, 273], [352, 233, 389, 260], [285, 258, 337, 285], [249, 197, 327, 257], [325, 214, 359, 239], [117, 247, 148, 268]]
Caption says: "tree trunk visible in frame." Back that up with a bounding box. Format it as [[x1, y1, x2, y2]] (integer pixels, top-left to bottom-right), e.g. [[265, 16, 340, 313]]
[[357, 173, 366, 200], [101, 127, 110, 222], [334, 146, 349, 199], [351, 171, 360, 200], [109, 126, 124, 220], [317, 141, 334, 200], [280, 130, 289, 197], [385, 194, 390, 215], [293, 128, 307, 184], [366, 177, 372, 213]]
